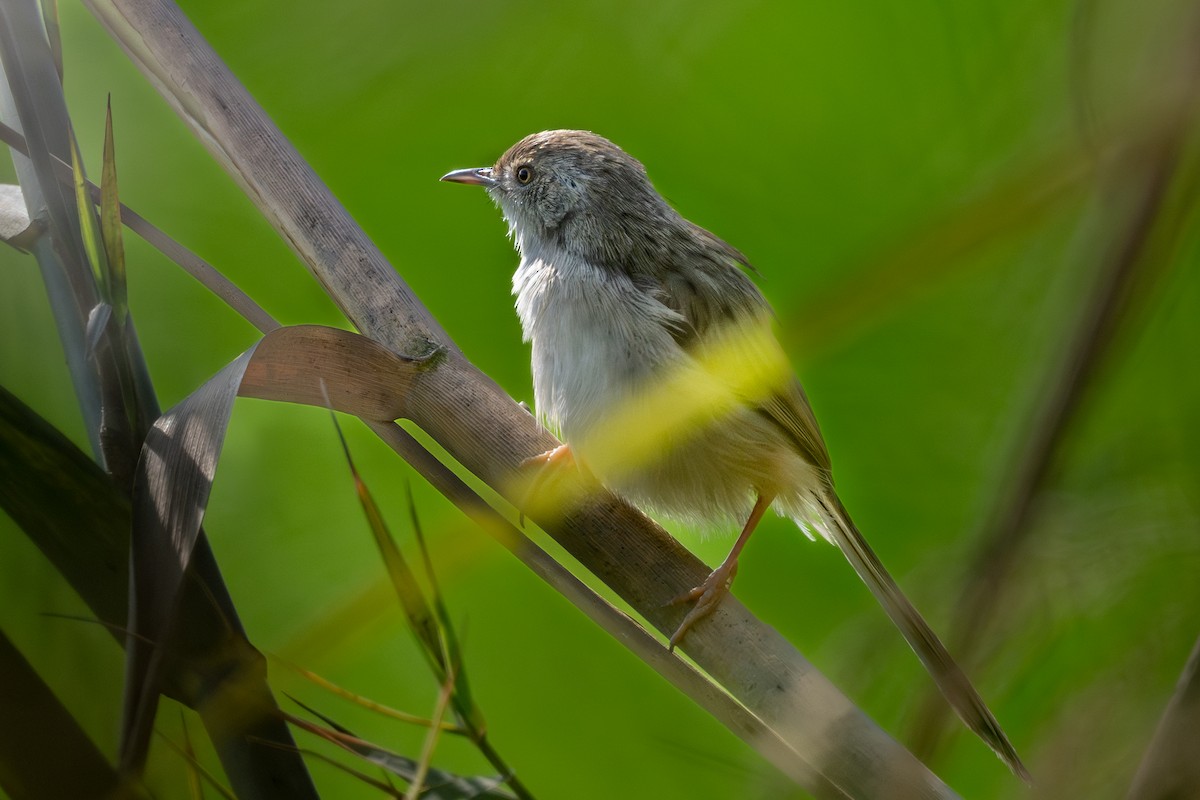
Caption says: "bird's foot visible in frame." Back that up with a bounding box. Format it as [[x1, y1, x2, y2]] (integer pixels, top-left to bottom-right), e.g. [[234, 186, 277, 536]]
[[520, 442, 576, 473], [666, 560, 739, 651], [517, 443, 584, 524]]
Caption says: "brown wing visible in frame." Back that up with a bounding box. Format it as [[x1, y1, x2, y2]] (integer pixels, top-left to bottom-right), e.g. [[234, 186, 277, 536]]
[[651, 220, 833, 475], [650, 222, 763, 349], [758, 383, 832, 475]]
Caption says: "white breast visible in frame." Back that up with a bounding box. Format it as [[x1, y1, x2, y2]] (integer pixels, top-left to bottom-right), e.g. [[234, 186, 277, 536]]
[[511, 238, 684, 445], [507, 232, 826, 534]]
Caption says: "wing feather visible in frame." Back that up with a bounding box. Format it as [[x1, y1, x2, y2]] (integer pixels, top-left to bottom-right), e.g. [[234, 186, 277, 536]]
[[649, 221, 833, 475]]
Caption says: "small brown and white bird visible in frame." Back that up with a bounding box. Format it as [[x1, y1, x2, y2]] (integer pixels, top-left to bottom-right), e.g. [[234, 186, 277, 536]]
[[443, 129, 1025, 777]]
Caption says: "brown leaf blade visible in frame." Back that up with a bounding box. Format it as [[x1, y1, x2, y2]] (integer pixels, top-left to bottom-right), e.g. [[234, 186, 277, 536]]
[[121, 325, 429, 770], [238, 324, 435, 420], [121, 344, 253, 771]]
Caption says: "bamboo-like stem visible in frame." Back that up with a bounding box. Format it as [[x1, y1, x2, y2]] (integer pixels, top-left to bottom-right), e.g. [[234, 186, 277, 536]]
[[3, 102, 886, 793], [81, 0, 965, 795], [364, 421, 848, 798]]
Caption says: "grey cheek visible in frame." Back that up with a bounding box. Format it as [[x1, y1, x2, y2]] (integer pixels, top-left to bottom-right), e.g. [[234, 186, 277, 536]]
[[543, 198, 570, 228]]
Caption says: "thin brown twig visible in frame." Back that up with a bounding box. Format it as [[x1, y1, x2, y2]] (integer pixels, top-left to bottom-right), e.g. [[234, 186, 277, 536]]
[[268, 652, 466, 734]]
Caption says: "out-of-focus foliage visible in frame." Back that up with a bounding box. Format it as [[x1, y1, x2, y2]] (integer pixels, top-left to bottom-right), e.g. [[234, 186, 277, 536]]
[[2, 1, 1198, 798]]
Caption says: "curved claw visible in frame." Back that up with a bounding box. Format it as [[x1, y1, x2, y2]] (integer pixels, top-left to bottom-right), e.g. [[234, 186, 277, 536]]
[[666, 560, 739, 651], [518, 444, 577, 525], [520, 443, 575, 473]]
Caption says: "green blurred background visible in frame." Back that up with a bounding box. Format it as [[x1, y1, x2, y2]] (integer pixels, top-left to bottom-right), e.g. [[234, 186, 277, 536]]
[[3, 0, 1199, 797]]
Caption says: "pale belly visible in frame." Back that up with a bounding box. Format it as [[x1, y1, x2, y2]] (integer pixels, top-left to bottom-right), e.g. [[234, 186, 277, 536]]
[[514, 252, 681, 441], [528, 301, 677, 444], [513, 250, 823, 533]]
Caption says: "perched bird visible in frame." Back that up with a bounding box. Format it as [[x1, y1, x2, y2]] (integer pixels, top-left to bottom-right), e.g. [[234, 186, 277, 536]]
[[442, 129, 1025, 777]]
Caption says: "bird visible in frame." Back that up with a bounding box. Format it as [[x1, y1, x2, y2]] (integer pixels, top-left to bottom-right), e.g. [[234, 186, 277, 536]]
[[441, 129, 1026, 778]]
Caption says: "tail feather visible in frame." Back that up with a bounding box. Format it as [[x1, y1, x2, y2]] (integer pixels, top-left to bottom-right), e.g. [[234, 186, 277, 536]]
[[815, 492, 1030, 781]]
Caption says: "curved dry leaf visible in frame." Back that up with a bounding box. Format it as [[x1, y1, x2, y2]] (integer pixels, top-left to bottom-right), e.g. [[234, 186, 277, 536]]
[[238, 324, 439, 419], [122, 324, 434, 770]]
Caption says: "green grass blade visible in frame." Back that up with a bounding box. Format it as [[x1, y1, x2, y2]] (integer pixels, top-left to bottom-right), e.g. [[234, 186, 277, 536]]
[[328, 412, 447, 680], [0, 629, 142, 800], [67, 125, 108, 299], [39, 0, 62, 81], [408, 486, 483, 732], [100, 95, 127, 322]]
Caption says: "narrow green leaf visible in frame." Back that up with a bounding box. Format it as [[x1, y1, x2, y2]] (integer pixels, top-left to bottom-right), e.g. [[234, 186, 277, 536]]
[[67, 126, 108, 299], [39, 0, 63, 81], [0, 629, 141, 800], [329, 414, 447, 679], [409, 487, 483, 733], [157, 727, 235, 800], [333, 420, 487, 736], [100, 96, 128, 323], [178, 712, 203, 800]]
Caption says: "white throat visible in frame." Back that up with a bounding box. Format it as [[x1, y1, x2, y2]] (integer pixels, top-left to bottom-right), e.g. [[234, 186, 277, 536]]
[[507, 226, 684, 444]]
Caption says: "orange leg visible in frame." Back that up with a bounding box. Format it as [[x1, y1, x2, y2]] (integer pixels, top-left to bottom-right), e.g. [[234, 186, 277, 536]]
[[668, 493, 774, 651]]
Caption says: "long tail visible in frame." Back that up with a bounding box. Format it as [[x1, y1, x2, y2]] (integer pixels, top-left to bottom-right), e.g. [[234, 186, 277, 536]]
[[814, 491, 1030, 781]]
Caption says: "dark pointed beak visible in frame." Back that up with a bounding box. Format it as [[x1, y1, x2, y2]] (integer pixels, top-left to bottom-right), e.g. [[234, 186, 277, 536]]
[[440, 167, 497, 187]]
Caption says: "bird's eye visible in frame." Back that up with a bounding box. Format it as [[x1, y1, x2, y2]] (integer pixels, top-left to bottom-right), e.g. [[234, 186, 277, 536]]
[[516, 165, 533, 185]]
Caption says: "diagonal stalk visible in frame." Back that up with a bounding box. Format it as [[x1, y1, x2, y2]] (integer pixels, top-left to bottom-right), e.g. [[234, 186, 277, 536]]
[[80, 0, 972, 794]]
